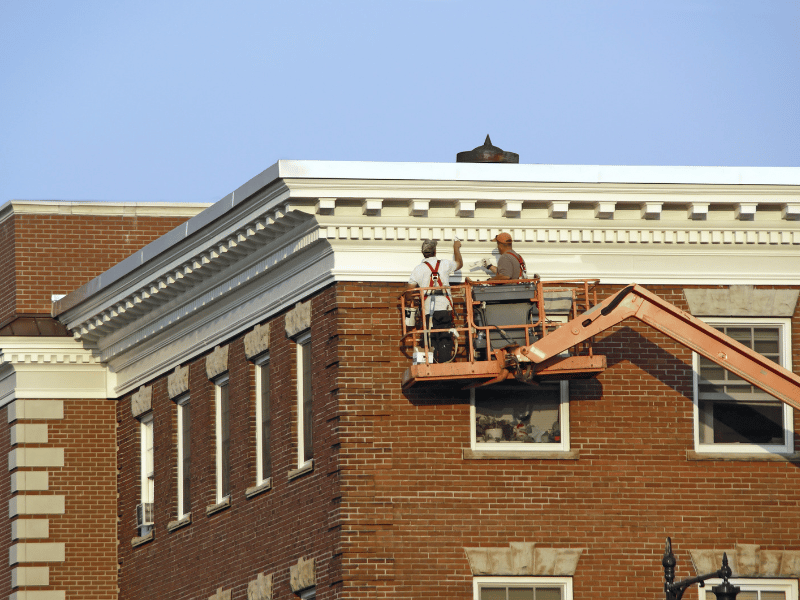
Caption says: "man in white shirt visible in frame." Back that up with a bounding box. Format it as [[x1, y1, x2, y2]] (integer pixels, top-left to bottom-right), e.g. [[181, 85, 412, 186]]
[[406, 239, 463, 362]]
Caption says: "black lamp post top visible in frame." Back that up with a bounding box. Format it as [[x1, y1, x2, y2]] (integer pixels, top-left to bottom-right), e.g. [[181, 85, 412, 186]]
[[663, 537, 740, 600]]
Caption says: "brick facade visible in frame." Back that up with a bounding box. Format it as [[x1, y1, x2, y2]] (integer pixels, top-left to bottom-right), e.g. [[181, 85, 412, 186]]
[[118, 286, 343, 600], [0, 210, 192, 328], [115, 281, 800, 599]]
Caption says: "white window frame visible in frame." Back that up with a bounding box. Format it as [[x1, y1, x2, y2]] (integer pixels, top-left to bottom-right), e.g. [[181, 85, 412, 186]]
[[701, 578, 798, 600], [470, 381, 570, 453], [296, 332, 313, 469], [473, 576, 573, 599], [693, 317, 794, 455], [175, 394, 190, 519], [255, 354, 271, 486], [215, 376, 231, 503], [139, 413, 154, 534]]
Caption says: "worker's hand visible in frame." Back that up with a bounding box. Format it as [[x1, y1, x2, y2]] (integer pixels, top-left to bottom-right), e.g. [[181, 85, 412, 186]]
[[454, 240, 462, 250], [480, 258, 490, 268]]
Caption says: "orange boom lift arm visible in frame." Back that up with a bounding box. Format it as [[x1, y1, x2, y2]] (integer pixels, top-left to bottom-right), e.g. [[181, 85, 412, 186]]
[[515, 284, 800, 411]]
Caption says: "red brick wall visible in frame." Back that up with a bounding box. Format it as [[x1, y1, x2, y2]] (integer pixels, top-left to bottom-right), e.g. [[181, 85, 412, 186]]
[[117, 286, 343, 600], [334, 282, 800, 600], [114, 281, 800, 599], [47, 399, 118, 599], [8, 212, 191, 318], [0, 216, 17, 325], [2, 398, 117, 600]]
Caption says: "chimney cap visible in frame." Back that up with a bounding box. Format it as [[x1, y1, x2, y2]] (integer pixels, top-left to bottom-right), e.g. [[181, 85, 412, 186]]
[[457, 135, 519, 163]]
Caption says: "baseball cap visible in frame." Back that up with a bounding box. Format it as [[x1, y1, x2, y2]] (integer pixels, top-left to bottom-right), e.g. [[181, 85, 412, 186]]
[[421, 239, 437, 255], [492, 232, 512, 244]]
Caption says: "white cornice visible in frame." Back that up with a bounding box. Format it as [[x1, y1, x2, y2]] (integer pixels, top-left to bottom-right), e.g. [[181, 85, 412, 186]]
[[49, 161, 800, 396], [0, 338, 115, 407]]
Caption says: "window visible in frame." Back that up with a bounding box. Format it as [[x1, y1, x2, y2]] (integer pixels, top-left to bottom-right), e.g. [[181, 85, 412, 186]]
[[471, 381, 569, 452], [694, 319, 793, 454], [139, 413, 154, 535], [702, 578, 798, 600], [255, 356, 272, 484], [296, 333, 313, 467], [176, 395, 191, 518], [474, 577, 572, 600], [215, 377, 230, 502]]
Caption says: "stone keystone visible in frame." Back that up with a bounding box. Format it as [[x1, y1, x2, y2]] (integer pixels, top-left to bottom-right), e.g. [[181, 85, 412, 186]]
[[130, 385, 152, 418], [167, 364, 189, 399], [247, 572, 273, 600], [289, 556, 316, 592], [285, 301, 311, 339], [205, 345, 229, 380], [244, 323, 270, 360]]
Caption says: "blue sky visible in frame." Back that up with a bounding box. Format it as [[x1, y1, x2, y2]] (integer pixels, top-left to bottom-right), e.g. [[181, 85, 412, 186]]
[[1, 1, 798, 203]]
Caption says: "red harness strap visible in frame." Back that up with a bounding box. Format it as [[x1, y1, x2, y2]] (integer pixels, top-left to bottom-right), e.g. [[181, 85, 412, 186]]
[[424, 260, 453, 309], [507, 250, 527, 279]]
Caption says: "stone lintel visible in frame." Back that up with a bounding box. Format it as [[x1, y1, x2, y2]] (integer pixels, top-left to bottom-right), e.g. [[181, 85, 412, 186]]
[[684, 286, 799, 317], [289, 556, 316, 592], [130, 385, 152, 418], [464, 542, 584, 576], [244, 323, 271, 360], [247, 572, 273, 600], [690, 544, 800, 577], [205, 345, 229, 380], [167, 365, 189, 399], [208, 587, 232, 600], [285, 301, 311, 340]]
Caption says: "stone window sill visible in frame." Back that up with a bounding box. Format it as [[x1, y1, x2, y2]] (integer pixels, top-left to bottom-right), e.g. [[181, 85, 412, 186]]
[[288, 459, 314, 481], [205, 496, 231, 516], [687, 450, 800, 462], [131, 530, 154, 547], [167, 513, 192, 532], [245, 478, 272, 499], [463, 448, 580, 460]]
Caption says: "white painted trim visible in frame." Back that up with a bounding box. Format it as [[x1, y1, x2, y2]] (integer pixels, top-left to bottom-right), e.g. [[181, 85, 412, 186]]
[[692, 317, 794, 455], [296, 332, 312, 469], [0, 339, 115, 408], [472, 576, 573, 600], [140, 414, 154, 505], [701, 578, 798, 600], [45, 163, 799, 399], [470, 381, 570, 453], [214, 376, 230, 504], [175, 395, 190, 520], [255, 355, 270, 486]]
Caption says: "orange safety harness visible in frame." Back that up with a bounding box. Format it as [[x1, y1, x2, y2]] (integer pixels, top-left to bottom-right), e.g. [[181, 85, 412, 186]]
[[423, 260, 453, 309], [507, 250, 527, 279]]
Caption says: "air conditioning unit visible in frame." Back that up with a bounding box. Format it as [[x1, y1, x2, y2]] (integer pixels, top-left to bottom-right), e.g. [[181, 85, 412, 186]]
[[136, 502, 154, 528]]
